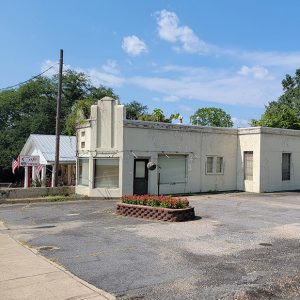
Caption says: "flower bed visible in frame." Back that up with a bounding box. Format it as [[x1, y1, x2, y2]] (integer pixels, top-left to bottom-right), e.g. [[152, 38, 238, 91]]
[[121, 195, 189, 209], [117, 195, 195, 222]]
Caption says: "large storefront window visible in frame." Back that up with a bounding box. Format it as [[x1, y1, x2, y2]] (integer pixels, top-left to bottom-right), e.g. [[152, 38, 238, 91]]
[[94, 159, 119, 188], [78, 159, 89, 186]]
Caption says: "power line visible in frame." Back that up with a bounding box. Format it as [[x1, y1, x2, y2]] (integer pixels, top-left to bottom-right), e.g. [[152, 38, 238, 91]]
[[0, 63, 59, 91]]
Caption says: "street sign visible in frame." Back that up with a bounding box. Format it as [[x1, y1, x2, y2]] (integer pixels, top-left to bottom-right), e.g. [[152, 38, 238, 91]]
[[20, 155, 40, 167]]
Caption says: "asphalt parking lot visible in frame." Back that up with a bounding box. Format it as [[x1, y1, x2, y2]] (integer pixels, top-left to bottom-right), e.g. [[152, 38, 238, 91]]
[[0, 192, 300, 299]]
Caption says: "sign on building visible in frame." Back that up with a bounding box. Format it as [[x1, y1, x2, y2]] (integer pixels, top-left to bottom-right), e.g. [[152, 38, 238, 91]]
[[20, 155, 40, 167]]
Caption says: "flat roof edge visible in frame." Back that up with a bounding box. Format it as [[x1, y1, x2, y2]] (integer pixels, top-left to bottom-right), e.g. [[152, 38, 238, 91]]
[[123, 120, 238, 134]]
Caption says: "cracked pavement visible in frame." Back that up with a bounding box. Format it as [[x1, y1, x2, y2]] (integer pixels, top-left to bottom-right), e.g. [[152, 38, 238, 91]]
[[0, 192, 299, 299]]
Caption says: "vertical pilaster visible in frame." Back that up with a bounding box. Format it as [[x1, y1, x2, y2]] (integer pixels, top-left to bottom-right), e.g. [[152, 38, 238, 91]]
[[89, 157, 94, 190]]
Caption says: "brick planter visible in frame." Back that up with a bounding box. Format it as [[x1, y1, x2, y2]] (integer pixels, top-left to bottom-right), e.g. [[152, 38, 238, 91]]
[[116, 202, 195, 222]]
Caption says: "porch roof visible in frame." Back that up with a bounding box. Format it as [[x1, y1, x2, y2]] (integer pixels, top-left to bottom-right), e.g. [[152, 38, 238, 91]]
[[20, 134, 76, 164]]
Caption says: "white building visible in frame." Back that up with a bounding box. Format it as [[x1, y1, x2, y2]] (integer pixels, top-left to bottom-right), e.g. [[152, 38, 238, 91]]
[[20, 134, 76, 187], [76, 97, 300, 197]]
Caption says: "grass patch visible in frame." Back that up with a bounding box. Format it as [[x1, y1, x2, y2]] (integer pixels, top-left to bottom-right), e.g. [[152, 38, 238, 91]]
[[42, 194, 76, 202]]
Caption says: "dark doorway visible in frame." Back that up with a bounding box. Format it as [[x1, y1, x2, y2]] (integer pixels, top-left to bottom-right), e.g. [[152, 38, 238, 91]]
[[133, 159, 149, 195]]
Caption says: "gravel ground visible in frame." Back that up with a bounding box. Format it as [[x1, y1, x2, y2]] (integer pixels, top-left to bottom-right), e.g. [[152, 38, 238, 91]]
[[0, 192, 299, 299]]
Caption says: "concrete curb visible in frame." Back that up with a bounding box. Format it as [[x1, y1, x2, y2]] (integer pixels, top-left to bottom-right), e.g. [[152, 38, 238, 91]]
[[0, 197, 119, 205]]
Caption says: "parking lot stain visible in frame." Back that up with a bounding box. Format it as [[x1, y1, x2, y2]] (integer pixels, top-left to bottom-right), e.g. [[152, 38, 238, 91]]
[[258, 242, 273, 247]]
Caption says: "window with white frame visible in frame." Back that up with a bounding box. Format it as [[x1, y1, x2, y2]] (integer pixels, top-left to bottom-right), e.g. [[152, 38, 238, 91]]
[[206, 157, 214, 174], [158, 155, 187, 184], [244, 151, 253, 180], [94, 159, 119, 188], [205, 156, 224, 174], [78, 158, 89, 186], [282, 153, 291, 181], [216, 157, 223, 173]]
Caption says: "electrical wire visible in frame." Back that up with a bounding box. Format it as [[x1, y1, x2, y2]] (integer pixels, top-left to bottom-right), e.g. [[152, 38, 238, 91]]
[[0, 62, 59, 91]]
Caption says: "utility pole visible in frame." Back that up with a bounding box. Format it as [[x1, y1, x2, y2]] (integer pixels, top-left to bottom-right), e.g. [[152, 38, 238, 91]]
[[53, 49, 63, 187]]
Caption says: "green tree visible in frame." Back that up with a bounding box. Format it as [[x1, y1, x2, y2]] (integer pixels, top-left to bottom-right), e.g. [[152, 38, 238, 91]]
[[125, 101, 148, 120], [151, 108, 165, 122], [251, 69, 300, 129], [65, 99, 96, 135], [0, 70, 118, 172], [190, 107, 233, 127], [64, 85, 119, 135], [139, 108, 180, 123], [0, 77, 57, 172]]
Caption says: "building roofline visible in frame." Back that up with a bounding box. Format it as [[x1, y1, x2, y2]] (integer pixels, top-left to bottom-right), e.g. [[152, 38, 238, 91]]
[[124, 120, 300, 137], [123, 119, 238, 135]]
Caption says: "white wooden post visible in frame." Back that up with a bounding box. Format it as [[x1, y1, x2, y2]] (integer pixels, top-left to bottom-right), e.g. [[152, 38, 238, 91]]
[[51, 165, 55, 187], [41, 165, 46, 187], [32, 166, 36, 183], [24, 167, 29, 188]]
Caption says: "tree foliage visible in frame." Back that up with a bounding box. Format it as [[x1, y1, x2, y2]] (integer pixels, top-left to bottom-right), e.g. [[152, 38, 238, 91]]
[[0, 70, 118, 171], [125, 101, 180, 123], [125, 101, 148, 120], [190, 107, 233, 127], [251, 69, 300, 129]]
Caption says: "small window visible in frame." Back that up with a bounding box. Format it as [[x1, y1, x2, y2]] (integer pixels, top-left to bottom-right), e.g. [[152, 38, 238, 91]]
[[81, 141, 85, 149], [81, 131, 85, 137], [206, 156, 223, 174], [282, 153, 291, 181], [135, 161, 146, 178], [244, 151, 253, 180], [216, 157, 223, 173], [206, 157, 214, 174]]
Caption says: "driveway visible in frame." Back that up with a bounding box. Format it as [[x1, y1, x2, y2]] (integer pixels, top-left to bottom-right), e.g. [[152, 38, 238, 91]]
[[0, 192, 299, 299]]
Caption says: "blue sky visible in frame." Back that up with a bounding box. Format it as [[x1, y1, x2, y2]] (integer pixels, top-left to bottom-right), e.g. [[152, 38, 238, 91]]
[[1, 0, 300, 126]]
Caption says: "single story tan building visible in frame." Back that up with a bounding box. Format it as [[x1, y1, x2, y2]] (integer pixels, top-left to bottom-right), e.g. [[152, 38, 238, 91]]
[[76, 97, 300, 197]]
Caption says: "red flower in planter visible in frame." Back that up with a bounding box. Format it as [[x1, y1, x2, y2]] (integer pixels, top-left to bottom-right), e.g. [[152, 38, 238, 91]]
[[122, 195, 189, 209]]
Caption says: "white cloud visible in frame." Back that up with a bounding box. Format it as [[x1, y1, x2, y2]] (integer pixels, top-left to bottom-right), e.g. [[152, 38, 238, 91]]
[[241, 51, 300, 68], [152, 97, 160, 102], [155, 10, 210, 54], [128, 68, 281, 107], [238, 65, 273, 80], [42, 59, 125, 88], [155, 10, 300, 69], [41, 59, 71, 77], [122, 35, 148, 56], [163, 95, 179, 102], [101, 59, 120, 75], [86, 68, 125, 87], [41, 58, 282, 109], [41, 60, 65, 76]]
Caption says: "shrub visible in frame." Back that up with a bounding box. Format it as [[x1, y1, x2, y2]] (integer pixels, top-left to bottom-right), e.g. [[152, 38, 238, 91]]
[[121, 195, 189, 209]]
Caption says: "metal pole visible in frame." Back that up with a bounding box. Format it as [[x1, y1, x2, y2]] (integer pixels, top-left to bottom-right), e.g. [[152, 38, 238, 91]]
[[54, 49, 63, 187], [157, 172, 160, 196]]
